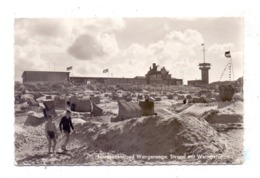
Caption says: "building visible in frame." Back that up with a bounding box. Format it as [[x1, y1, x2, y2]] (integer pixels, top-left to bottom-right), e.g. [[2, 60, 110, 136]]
[[199, 62, 211, 84], [71, 63, 182, 85], [188, 44, 211, 86], [70, 76, 147, 85], [22, 71, 70, 83], [22, 63, 183, 85], [188, 63, 211, 86], [145, 63, 182, 85], [187, 62, 211, 86]]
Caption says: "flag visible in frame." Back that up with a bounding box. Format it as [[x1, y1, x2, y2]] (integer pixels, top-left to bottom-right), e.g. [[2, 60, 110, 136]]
[[67, 66, 72, 71], [103, 69, 109, 73], [225, 51, 231, 58]]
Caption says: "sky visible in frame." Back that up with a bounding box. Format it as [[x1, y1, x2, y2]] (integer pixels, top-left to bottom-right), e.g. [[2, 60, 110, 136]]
[[14, 18, 243, 84]]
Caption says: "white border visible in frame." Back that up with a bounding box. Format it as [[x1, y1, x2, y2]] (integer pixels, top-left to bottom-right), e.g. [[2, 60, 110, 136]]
[[1, 0, 260, 178]]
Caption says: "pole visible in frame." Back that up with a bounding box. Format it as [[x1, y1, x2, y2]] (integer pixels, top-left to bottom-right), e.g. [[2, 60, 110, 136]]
[[228, 46, 235, 81], [202, 44, 206, 63], [219, 59, 231, 81], [229, 59, 232, 81], [231, 57, 235, 81]]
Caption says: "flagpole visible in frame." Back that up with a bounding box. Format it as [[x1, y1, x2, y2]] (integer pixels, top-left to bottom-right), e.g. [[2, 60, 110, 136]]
[[202, 44, 206, 63]]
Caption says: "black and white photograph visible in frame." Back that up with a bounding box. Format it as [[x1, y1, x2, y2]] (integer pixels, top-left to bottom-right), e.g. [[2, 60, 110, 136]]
[[14, 17, 244, 165]]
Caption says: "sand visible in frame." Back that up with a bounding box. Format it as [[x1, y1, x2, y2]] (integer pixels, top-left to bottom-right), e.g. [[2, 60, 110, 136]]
[[15, 101, 243, 165], [14, 83, 243, 165]]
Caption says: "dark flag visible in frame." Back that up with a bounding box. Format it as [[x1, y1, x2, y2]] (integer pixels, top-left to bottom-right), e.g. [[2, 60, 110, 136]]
[[66, 66, 72, 71], [225, 51, 231, 58], [103, 69, 109, 73]]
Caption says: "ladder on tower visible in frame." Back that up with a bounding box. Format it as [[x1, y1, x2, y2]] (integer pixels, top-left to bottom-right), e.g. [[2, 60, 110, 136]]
[[219, 51, 235, 81]]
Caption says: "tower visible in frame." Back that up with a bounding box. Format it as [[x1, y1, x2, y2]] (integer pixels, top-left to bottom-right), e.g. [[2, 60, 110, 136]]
[[199, 44, 211, 84]]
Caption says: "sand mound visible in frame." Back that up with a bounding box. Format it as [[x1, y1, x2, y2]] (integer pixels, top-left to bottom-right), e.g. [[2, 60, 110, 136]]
[[15, 123, 48, 160], [73, 114, 225, 156], [15, 132, 27, 151]]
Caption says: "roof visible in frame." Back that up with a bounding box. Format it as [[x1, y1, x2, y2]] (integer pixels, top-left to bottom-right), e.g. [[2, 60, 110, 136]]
[[170, 78, 182, 80], [22, 71, 70, 77], [70, 76, 144, 80], [187, 80, 203, 83], [199, 63, 211, 66], [134, 76, 146, 79]]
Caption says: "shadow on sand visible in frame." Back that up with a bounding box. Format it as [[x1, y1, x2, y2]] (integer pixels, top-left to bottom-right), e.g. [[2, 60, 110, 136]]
[[217, 102, 234, 109]]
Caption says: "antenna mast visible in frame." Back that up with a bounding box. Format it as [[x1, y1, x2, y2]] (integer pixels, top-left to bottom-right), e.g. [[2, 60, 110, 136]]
[[202, 44, 206, 63]]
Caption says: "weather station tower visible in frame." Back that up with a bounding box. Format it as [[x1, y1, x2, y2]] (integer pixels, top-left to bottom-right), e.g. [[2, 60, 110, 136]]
[[199, 44, 211, 84]]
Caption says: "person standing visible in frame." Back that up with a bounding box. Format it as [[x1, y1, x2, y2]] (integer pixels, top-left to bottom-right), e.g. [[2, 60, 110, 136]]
[[59, 110, 74, 151], [45, 115, 58, 154]]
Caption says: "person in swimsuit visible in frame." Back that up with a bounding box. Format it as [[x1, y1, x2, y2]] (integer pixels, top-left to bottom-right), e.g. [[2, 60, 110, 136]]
[[45, 115, 58, 154], [59, 110, 74, 151]]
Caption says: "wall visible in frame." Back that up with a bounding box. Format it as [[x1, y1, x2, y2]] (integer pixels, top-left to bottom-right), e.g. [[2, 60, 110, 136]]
[[22, 72, 69, 83], [70, 76, 183, 86], [201, 69, 209, 84], [188, 80, 204, 86], [70, 77, 147, 85]]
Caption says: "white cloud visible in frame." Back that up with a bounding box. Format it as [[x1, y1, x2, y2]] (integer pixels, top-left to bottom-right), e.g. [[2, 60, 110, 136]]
[[208, 43, 234, 54], [98, 33, 119, 57], [14, 19, 243, 83], [15, 19, 69, 46], [149, 30, 204, 77], [104, 29, 205, 81], [14, 18, 125, 80], [14, 44, 51, 80]]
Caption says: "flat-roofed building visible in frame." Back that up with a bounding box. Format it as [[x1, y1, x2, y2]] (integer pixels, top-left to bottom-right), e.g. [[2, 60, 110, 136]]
[[70, 76, 147, 85], [21, 63, 183, 85], [22, 71, 70, 83]]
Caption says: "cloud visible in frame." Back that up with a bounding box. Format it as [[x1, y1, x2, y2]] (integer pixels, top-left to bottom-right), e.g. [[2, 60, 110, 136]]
[[83, 18, 125, 33], [14, 44, 50, 80], [67, 32, 120, 60], [103, 29, 205, 81], [99, 33, 119, 56], [147, 29, 204, 77], [14, 18, 125, 81], [15, 19, 69, 46], [14, 19, 243, 83], [29, 19, 66, 37], [14, 18, 125, 47], [67, 34, 106, 60], [208, 43, 234, 54]]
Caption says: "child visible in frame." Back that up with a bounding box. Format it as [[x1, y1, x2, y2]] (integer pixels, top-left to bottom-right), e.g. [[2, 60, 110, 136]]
[[45, 115, 58, 154], [59, 110, 74, 151]]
